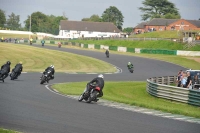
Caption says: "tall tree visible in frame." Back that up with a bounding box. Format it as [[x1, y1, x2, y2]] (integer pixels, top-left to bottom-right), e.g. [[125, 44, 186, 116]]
[[82, 14, 102, 22], [139, 0, 180, 21], [101, 6, 124, 30], [6, 12, 21, 30], [24, 11, 47, 32], [0, 9, 6, 27], [123, 27, 133, 34]]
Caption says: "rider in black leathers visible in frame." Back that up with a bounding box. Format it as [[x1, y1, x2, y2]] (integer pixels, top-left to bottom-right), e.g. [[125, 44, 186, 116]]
[[11, 62, 23, 79], [105, 49, 109, 57], [0, 61, 11, 82], [41, 65, 55, 82], [86, 74, 104, 101]]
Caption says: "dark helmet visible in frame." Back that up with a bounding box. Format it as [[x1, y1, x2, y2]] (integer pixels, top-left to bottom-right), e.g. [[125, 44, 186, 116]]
[[7, 61, 11, 65]]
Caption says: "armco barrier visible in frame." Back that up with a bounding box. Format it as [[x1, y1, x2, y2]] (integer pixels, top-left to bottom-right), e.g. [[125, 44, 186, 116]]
[[140, 49, 177, 55], [84, 44, 88, 48], [147, 76, 200, 106], [94, 44, 100, 49], [127, 47, 135, 53], [109, 46, 118, 51]]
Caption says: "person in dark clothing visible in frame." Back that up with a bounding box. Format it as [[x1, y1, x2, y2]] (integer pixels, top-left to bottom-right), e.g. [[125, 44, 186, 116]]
[[0, 61, 11, 82], [185, 72, 192, 89], [127, 62, 133, 69], [86, 74, 104, 101], [105, 49, 109, 57], [11, 62, 23, 78], [41, 65, 55, 82]]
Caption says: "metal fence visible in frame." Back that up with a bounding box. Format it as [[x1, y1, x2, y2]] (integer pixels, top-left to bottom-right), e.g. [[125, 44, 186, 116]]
[[147, 76, 200, 106]]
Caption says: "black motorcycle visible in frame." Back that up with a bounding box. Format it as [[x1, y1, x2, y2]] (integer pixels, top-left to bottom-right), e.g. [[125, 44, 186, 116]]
[[0, 70, 8, 82], [78, 83, 100, 103], [40, 70, 52, 84], [30, 41, 32, 45], [105, 50, 109, 58], [128, 66, 134, 73], [10, 71, 19, 80]]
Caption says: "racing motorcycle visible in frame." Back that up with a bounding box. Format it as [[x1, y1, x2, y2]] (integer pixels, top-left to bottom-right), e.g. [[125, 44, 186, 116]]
[[105, 50, 109, 58], [40, 70, 52, 84], [78, 83, 100, 103], [0, 70, 8, 82], [128, 66, 134, 73], [10, 71, 19, 80], [30, 41, 32, 45]]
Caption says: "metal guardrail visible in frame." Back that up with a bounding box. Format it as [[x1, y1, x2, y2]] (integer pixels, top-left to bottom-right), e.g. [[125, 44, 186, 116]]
[[147, 76, 200, 106]]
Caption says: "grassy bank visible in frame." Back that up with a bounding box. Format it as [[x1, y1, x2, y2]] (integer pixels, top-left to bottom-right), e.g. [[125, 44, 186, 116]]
[[0, 33, 37, 39], [68, 40, 200, 51], [0, 128, 20, 133], [52, 81, 200, 118], [0, 43, 116, 73], [130, 31, 179, 38]]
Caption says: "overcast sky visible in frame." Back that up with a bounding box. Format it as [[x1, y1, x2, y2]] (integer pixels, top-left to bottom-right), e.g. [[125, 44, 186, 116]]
[[0, 0, 200, 28]]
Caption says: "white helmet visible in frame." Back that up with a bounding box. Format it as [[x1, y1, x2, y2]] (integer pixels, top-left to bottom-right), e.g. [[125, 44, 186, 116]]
[[128, 62, 131, 65], [98, 74, 104, 79], [50, 65, 54, 68]]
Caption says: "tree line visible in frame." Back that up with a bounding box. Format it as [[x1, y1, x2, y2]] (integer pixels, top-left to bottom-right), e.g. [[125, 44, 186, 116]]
[[1, 0, 197, 35]]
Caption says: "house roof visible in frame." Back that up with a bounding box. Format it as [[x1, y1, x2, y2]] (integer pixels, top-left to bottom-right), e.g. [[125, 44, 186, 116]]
[[60, 20, 121, 33], [133, 22, 147, 29], [147, 18, 179, 26], [187, 20, 200, 28]]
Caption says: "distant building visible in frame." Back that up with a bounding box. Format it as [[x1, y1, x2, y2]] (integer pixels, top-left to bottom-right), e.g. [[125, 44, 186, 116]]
[[58, 20, 121, 38], [133, 18, 200, 33]]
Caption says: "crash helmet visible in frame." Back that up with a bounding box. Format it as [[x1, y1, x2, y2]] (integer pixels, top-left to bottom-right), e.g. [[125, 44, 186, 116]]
[[98, 74, 104, 79], [7, 61, 11, 65], [128, 62, 131, 65], [19, 61, 22, 64], [50, 65, 54, 68]]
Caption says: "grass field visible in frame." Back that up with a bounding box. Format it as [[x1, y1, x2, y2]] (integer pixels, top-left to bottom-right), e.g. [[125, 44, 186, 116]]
[[0, 33, 37, 39], [0, 43, 116, 73], [0, 128, 20, 133], [68, 39, 200, 51], [52, 81, 200, 118]]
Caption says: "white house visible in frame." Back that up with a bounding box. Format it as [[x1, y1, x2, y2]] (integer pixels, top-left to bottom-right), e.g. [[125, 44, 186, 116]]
[[57, 20, 121, 38]]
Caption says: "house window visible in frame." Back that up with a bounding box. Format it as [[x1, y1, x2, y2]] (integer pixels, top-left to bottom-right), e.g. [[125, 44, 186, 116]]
[[88, 31, 93, 34], [65, 30, 70, 32], [181, 22, 184, 25]]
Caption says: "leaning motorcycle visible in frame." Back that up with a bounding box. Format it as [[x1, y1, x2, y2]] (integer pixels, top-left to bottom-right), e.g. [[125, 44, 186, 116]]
[[10, 70, 19, 80], [78, 83, 100, 103], [128, 66, 134, 73], [40, 70, 51, 84], [0, 69, 8, 82]]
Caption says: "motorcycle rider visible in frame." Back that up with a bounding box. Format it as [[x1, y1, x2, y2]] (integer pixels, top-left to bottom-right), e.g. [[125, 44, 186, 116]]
[[0, 61, 11, 82], [11, 61, 23, 79], [85, 74, 104, 102], [127, 62, 134, 69], [41, 65, 55, 82], [105, 49, 109, 57]]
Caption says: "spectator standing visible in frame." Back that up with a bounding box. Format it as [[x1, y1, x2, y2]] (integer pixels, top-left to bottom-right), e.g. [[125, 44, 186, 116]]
[[185, 72, 192, 89], [180, 72, 187, 87], [193, 75, 200, 89], [177, 70, 182, 87]]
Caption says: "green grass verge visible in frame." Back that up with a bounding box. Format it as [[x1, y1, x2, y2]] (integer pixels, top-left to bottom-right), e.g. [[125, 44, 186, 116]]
[[0, 33, 37, 39], [52, 81, 200, 118], [0, 43, 116, 73], [0, 128, 20, 133], [67, 40, 200, 51], [130, 30, 180, 38]]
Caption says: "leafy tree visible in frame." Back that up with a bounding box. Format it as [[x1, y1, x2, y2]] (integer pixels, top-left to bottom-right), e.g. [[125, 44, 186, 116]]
[[123, 27, 133, 34], [0, 9, 6, 27], [24, 11, 47, 32], [139, 0, 180, 21], [162, 13, 181, 19], [6, 12, 21, 30], [82, 14, 102, 22], [101, 6, 124, 30], [24, 12, 67, 34]]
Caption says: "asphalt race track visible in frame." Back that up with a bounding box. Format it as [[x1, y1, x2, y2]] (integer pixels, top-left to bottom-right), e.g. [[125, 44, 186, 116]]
[[1, 44, 199, 133]]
